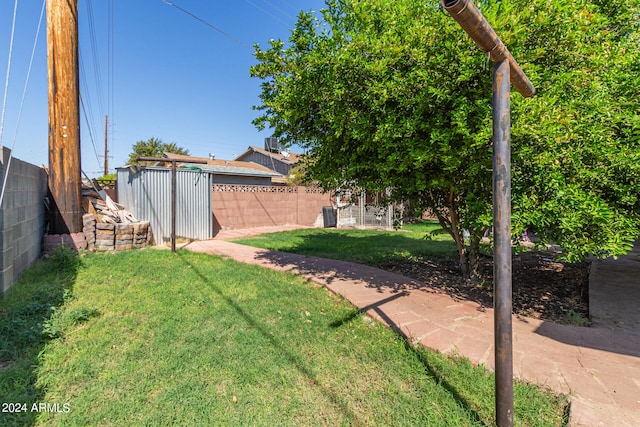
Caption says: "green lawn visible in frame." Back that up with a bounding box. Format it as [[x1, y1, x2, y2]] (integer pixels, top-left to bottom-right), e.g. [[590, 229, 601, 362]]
[[232, 220, 459, 267], [0, 247, 567, 426]]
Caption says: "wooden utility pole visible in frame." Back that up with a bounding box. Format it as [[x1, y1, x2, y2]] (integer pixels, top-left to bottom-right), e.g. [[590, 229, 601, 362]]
[[104, 115, 109, 175], [47, 0, 82, 234]]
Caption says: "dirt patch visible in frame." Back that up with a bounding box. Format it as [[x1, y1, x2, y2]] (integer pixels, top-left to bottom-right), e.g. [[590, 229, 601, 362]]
[[380, 251, 590, 325]]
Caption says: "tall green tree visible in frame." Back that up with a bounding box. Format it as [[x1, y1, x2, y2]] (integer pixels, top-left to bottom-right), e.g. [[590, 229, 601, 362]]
[[127, 137, 190, 165], [251, 0, 639, 280]]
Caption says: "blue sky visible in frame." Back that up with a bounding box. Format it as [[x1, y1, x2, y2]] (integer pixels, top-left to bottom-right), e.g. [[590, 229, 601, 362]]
[[0, 0, 325, 176]]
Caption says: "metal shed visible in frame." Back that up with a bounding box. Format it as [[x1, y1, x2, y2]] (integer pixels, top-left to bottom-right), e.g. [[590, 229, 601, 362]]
[[117, 166, 213, 244], [117, 164, 281, 244]]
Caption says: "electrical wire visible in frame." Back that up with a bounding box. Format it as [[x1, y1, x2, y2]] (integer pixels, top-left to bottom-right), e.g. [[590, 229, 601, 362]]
[[258, 0, 295, 20], [80, 93, 102, 168], [108, 0, 115, 161], [161, 0, 252, 49], [78, 0, 110, 172], [0, 0, 45, 209], [245, 0, 288, 25], [85, 0, 106, 116], [79, 54, 103, 170], [0, 0, 19, 151]]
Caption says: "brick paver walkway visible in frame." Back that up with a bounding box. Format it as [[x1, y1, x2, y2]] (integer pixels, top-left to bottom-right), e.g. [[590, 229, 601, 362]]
[[183, 227, 640, 426]]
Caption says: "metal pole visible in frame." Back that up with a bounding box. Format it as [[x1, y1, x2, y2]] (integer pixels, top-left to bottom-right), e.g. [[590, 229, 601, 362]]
[[493, 59, 513, 427], [440, 2, 533, 424], [442, 0, 535, 98], [104, 115, 109, 176], [137, 156, 207, 252], [171, 160, 177, 253]]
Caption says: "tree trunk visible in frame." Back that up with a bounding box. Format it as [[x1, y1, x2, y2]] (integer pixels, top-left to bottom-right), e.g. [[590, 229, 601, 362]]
[[468, 233, 482, 283], [434, 208, 482, 282], [435, 209, 472, 281]]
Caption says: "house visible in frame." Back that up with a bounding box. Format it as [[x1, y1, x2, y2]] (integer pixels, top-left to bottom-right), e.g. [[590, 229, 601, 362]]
[[234, 141, 301, 177], [162, 152, 282, 186]]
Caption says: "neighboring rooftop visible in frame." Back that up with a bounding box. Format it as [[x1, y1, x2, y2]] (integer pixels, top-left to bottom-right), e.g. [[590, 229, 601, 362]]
[[235, 145, 301, 165], [162, 152, 282, 178]]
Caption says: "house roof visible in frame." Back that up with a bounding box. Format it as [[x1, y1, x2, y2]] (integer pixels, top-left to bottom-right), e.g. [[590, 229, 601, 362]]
[[235, 146, 301, 165], [194, 163, 280, 178], [162, 152, 282, 177]]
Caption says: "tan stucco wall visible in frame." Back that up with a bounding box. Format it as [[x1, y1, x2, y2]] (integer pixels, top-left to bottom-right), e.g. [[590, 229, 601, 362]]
[[212, 185, 333, 231]]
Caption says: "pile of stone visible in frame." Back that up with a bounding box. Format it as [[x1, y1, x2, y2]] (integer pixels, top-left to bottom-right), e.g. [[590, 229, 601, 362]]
[[95, 222, 115, 251], [79, 184, 152, 252], [133, 222, 152, 248], [83, 214, 97, 249], [82, 215, 152, 252], [42, 181, 153, 255]]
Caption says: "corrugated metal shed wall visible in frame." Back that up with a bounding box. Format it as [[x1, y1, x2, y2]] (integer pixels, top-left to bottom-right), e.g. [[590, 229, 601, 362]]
[[117, 167, 213, 243]]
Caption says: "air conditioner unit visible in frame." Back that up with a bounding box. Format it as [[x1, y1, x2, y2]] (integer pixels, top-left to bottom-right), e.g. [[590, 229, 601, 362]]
[[264, 137, 282, 153]]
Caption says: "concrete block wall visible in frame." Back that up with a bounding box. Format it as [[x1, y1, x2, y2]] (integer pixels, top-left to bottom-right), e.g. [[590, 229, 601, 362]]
[[0, 148, 48, 294], [212, 185, 333, 231]]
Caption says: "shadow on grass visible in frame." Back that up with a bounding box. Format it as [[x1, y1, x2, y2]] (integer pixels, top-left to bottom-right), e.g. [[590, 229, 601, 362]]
[[182, 246, 490, 424], [330, 301, 486, 425], [240, 229, 458, 265], [403, 339, 487, 426], [328, 292, 409, 328], [234, 230, 485, 307], [0, 246, 81, 427], [175, 251, 360, 423]]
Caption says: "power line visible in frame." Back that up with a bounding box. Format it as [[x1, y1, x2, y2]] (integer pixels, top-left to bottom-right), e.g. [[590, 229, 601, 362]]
[[245, 0, 289, 25], [84, 0, 106, 116], [78, 46, 102, 170], [0, 0, 19, 151], [77, 0, 110, 172], [1, 0, 46, 209], [258, 0, 296, 20], [161, 0, 252, 49], [79, 57, 97, 137], [80, 93, 102, 168], [108, 0, 115, 164]]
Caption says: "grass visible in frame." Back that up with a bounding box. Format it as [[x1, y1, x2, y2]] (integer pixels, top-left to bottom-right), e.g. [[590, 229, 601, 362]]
[[232, 220, 459, 267], [0, 247, 567, 426], [564, 309, 590, 327]]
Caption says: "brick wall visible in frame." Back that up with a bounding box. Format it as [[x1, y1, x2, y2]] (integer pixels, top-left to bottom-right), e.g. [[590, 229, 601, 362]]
[[212, 185, 333, 231], [0, 148, 48, 293]]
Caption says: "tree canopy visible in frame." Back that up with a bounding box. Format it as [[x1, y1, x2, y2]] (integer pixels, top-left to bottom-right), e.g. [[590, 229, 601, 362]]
[[127, 137, 190, 165], [251, 0, 640, 279]]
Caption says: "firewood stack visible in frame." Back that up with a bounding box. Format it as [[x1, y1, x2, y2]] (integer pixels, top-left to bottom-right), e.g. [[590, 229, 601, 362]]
[[82, 187, 136, 225], [42, 181, 154, 255], [81, 184, 153, 252]]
